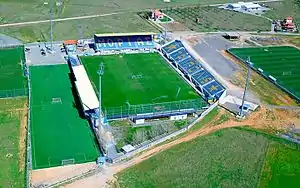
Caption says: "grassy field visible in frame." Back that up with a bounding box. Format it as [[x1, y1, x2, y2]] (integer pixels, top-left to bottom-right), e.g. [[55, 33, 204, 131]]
[[228, 46, 300, 101], [80, 53, 206, 118], [0, 97, 27, 188], [0, 13, 158, 43], [30, 64, 99, 169], [259, 141, 300, 188], [116, 128, 300, 188], [0, 46, 27, 98], [0, 0, 254, 23], [116, 128, 269, 188], [162, 6, 271, 32]]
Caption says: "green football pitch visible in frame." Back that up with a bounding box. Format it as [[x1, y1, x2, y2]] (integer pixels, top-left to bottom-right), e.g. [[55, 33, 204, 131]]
[[30, 64, 99, 169], [228, 46, 300, 101], [0, 46, 27, 97], [80, 53, 206, 115]]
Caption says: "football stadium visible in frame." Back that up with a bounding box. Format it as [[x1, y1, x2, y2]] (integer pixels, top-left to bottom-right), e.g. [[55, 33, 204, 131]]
[[70, 33, 225, 121], [65, 32, 225, 160], [228, 46, 300, 101]]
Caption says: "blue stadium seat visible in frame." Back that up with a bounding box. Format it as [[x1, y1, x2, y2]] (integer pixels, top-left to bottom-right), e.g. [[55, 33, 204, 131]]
[[203, 81, 225, 97], [177, 57, 202, 75], [169, 48, 190, 63], [161, 40, 184, 54]]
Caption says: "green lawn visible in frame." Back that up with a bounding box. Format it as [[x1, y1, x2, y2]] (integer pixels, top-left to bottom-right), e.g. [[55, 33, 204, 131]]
[[228, 46, 300, 101], [30, 64, 99, 169], [117, 128, 269, 188], [0, 46, 27, 98], [259, 141, 300, 188], [80, 53, 206, 118], [0, 97, 27, 188], [116, 128, 300, 188]]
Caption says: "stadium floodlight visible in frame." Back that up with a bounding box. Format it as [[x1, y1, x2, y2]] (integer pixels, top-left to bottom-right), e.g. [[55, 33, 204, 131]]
[[97, 63, 104, 126], [44, 2, 53, 51], [239, 57, 251, 117]]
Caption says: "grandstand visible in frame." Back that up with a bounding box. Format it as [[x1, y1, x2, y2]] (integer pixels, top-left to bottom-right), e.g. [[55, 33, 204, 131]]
[[94, 32, 155, 51], [161, 40, 225, 101]]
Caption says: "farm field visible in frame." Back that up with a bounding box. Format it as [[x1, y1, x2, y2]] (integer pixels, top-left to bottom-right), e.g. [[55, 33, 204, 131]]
[[30, 64, 99, 169], [0, 13, 158, 43], [162, 6, 271, 32], [0, 97, 27, 188], [0, 46, 27, 98], [0, 0, 255, 23], [116, 128, 300, 188], [80, 53, 206, 118], [228, 46, 300, 101]]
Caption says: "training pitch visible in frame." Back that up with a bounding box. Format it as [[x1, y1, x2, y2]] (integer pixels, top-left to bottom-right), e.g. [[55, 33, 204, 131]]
[[30, 64, 99, 169], [80, 53, 206, 116], [228, 46, 300, 101], [0, 46, 27, 97]]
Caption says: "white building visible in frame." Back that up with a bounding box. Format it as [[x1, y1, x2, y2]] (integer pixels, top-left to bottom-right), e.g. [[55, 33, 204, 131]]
[[222, 1, 268, 14]]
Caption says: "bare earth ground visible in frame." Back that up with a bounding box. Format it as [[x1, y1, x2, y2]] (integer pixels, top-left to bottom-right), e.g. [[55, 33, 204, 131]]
[[18, 103, 28, 172], [31, 162, 97, 187], [63, 106, 300, 188]]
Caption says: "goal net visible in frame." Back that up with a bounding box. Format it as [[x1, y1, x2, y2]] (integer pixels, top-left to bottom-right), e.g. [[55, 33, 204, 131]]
[[61, 158, 75, 166], [52, 97, 62, 104]]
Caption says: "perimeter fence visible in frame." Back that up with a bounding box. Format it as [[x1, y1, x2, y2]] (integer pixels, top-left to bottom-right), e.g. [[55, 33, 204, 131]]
[[105, 98, 207, 119]]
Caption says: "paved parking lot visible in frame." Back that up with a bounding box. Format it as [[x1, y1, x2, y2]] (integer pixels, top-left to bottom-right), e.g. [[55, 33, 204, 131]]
[[25, 42, 67, 66], [193, 34, 242, 79]]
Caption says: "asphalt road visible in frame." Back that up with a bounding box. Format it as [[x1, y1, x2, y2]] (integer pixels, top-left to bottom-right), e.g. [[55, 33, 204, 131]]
[[193, 34, 241, 79]]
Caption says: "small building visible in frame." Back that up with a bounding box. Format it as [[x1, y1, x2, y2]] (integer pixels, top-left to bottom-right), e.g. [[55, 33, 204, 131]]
[[240, 2, 262, 11], [152, 9, 164, 20], [121, 144, 135, 153], [226, 3, 241, 9], [223, 32, 240, 40]]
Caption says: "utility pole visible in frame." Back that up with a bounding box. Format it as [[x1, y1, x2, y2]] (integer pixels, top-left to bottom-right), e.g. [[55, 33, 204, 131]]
[[44, 1, 53, 51], [97, 63, 104, 127], [50, 6, 53, 50], [239, 57, 251, 117]]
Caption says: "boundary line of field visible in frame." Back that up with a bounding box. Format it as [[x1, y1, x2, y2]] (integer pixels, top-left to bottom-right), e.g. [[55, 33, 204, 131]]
[[226, 49, 300, 102], [25, 67, 32, 188]]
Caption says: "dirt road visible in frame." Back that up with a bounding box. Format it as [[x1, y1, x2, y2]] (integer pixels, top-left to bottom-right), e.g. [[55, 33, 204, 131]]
[[64, 106, 300, 188]]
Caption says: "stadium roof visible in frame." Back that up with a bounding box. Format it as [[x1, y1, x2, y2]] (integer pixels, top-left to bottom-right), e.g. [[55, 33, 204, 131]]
[[72, 65, 99, 111], [94, 32, 156, 37]]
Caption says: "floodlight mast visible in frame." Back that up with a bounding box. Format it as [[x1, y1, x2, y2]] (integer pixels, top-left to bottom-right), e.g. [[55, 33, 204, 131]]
[[239, 57, 251, 117], [97, 63, 104, 127]]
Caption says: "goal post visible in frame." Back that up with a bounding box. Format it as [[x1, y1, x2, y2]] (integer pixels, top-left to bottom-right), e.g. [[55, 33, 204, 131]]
[[61, 158, 75, 166]]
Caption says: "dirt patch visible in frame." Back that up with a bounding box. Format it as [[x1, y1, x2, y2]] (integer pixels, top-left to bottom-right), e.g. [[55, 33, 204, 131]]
[[18, 103, 28, 172], [185, 34, 203, 47], [31, 162, 97, 187], [162, 22, 189, 31]]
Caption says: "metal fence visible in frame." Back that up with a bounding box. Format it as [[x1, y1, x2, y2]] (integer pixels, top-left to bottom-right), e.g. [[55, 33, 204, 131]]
[[113, 101, 218, 163], [105, 98, 207, 119], [0, 88, 28, 98], [25, 68, 32, 188]]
